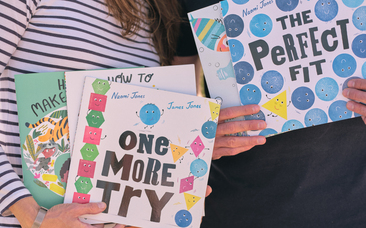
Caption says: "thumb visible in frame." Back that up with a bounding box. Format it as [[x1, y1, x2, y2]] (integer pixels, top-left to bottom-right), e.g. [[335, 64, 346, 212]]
[[72, 202, 106, 216]]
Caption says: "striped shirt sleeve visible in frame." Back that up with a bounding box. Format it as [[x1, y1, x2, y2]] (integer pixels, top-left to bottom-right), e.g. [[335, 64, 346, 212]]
[[0, 146, 32, 216], [0, 0, 39, 74]]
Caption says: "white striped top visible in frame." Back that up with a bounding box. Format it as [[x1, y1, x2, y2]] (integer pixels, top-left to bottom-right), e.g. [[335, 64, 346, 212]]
[[0, 0, 160, 226]]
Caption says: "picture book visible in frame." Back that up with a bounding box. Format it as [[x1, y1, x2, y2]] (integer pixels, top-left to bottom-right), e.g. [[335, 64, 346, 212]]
[[221, 0, 366, 136], [15, 72, 70, 209], [65, 65, 196, 151], [188, 3, 241, 109], [64, 76, 220, 228]]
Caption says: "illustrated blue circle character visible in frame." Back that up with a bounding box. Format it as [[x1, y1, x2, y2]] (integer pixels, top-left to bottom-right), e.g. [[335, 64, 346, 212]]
[[352, 34, 366, 58], [240, 84, 262, 105], [234, 61, 254, 84], [139, 104, 161, 126], [355, 112, 362, 117], [221, 0, 229, 16], [291, 87, 315, 110], [175, 210, 192, 227], [343, 0, 364, 8], [276, 0, 299, 11], [224, 14, 244, 38], [244, 110, 266, 121], [250, 14, 273, 38], [304, 108, 328, 127], [228, 39, 244, 62], [201, 121, 217, 139], [259, 128, 277, 136], [281, 119, 304, 132], [332, 53, 357, 77], [190, 159, 208, 177], [232, 0, 249, 4], [342, 76, 361, 91], [315, 77, 339, 101], [328, 100, 352, 121], [362, 62, 366, 78], [352, 6, 366, 30], [314, 0, 338, 22], [261, 70, 284, 94]]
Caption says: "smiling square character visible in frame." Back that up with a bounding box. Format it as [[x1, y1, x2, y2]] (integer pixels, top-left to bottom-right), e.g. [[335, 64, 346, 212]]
[[77, 159, 96, 178], [72, 192, 91, 204], [179, 176, 194, 193], [190, 136, 205, 157], [88, 93, 107, 112], [83, 126, 102, 145]]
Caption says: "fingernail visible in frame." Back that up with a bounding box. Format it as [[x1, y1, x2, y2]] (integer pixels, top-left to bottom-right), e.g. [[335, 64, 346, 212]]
[[349, 80, 355, 87], [252, 106, 258, 113], [258, 122, 265, 129], [347, 102, 354, 111], [257, 137, 266, 145], [342, 89, 349, 97], [98, 202, 106, 209]]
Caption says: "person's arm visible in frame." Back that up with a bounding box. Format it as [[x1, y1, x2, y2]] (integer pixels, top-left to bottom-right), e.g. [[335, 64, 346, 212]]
[[343, 78, 366, 124]]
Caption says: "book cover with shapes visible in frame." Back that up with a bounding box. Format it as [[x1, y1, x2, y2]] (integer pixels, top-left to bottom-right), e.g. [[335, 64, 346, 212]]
[[15, 72, 70, 209], [188, 3, 242, 109], [64, 76, 220, 228], [222, 0, 365, 136], [65, 64, 197, 151]]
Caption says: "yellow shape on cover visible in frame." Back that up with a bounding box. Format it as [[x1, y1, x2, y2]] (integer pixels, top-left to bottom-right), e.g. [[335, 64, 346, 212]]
[[262, 90, 287, 120], [50, 183, 65, 196], [42, 174, 58, 182], [209, 101, 220, 120], [184, 193, 201, 210], [170, 144, 189, 163]]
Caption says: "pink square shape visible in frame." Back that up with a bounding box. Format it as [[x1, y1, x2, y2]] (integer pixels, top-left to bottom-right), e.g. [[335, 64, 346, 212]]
[[179, 176, 194, 193], [83, 126, 102, 145], [88, 93, 107, 112], [77, 159, 96, 178], [72, 192, 91, 204], [190, 136, 205, 157]]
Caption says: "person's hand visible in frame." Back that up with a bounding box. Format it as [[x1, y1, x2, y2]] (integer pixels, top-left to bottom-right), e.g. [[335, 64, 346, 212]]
[[213, 104, 267, 160], [9, 196, 125, 228], [342, 78, 366, 124]]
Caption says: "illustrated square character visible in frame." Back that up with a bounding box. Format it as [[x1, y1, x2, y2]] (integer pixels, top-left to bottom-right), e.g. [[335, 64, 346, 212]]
[[88, 93, 107, 112], [83, 126, 102, 145], [77, 159, 96, 178], [72, 192, 90, 204]]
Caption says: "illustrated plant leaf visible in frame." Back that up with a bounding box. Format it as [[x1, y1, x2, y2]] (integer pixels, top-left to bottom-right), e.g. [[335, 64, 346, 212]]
[[26, 135, 36, 161], [32, 130, 42, 138], [34, 180, 47, 188], [22, 144, 27, 151], [57, 182, 64, 187]]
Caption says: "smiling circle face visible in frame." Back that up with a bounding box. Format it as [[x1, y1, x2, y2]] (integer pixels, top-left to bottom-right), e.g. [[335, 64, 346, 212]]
[[261, 70, 284, 94], [352, 34, 366, 58], [342, 76, 362, 91], [175, 210, 192, 227], [244, 110, 266, 121], [139, 104, 160, 126], [291, 87, 315, 110], [232, 0, 249, 4], [234, 61, 254, 84], [315, 77, 339, 101], [362, 62, 366, 78], [276, 0, 299, 11], [332, 53, 357, 77], [314, 0, 338, 22], [240, 84, 262, 105], [343, 0, 364, 7], [224, 14, 244, 37], [259, 128, 278, 136], [250, 14, 273, 37], [328, 100, 352, 121], [228, 39, 244, 62], [190, 159, 208, 177], [352, 6, 366, 30], [281, 119, 304, 132], [221, 0, 229, 16], [201, 121, 217, 139], [304, 108, 328, 127]]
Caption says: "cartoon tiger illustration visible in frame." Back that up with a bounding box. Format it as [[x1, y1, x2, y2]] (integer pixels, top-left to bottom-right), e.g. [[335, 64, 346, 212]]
[[26, 117, 69, 142]]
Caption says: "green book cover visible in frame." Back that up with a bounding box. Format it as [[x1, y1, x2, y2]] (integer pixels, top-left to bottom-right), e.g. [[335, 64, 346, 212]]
[[15, 72, 70, 209]]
